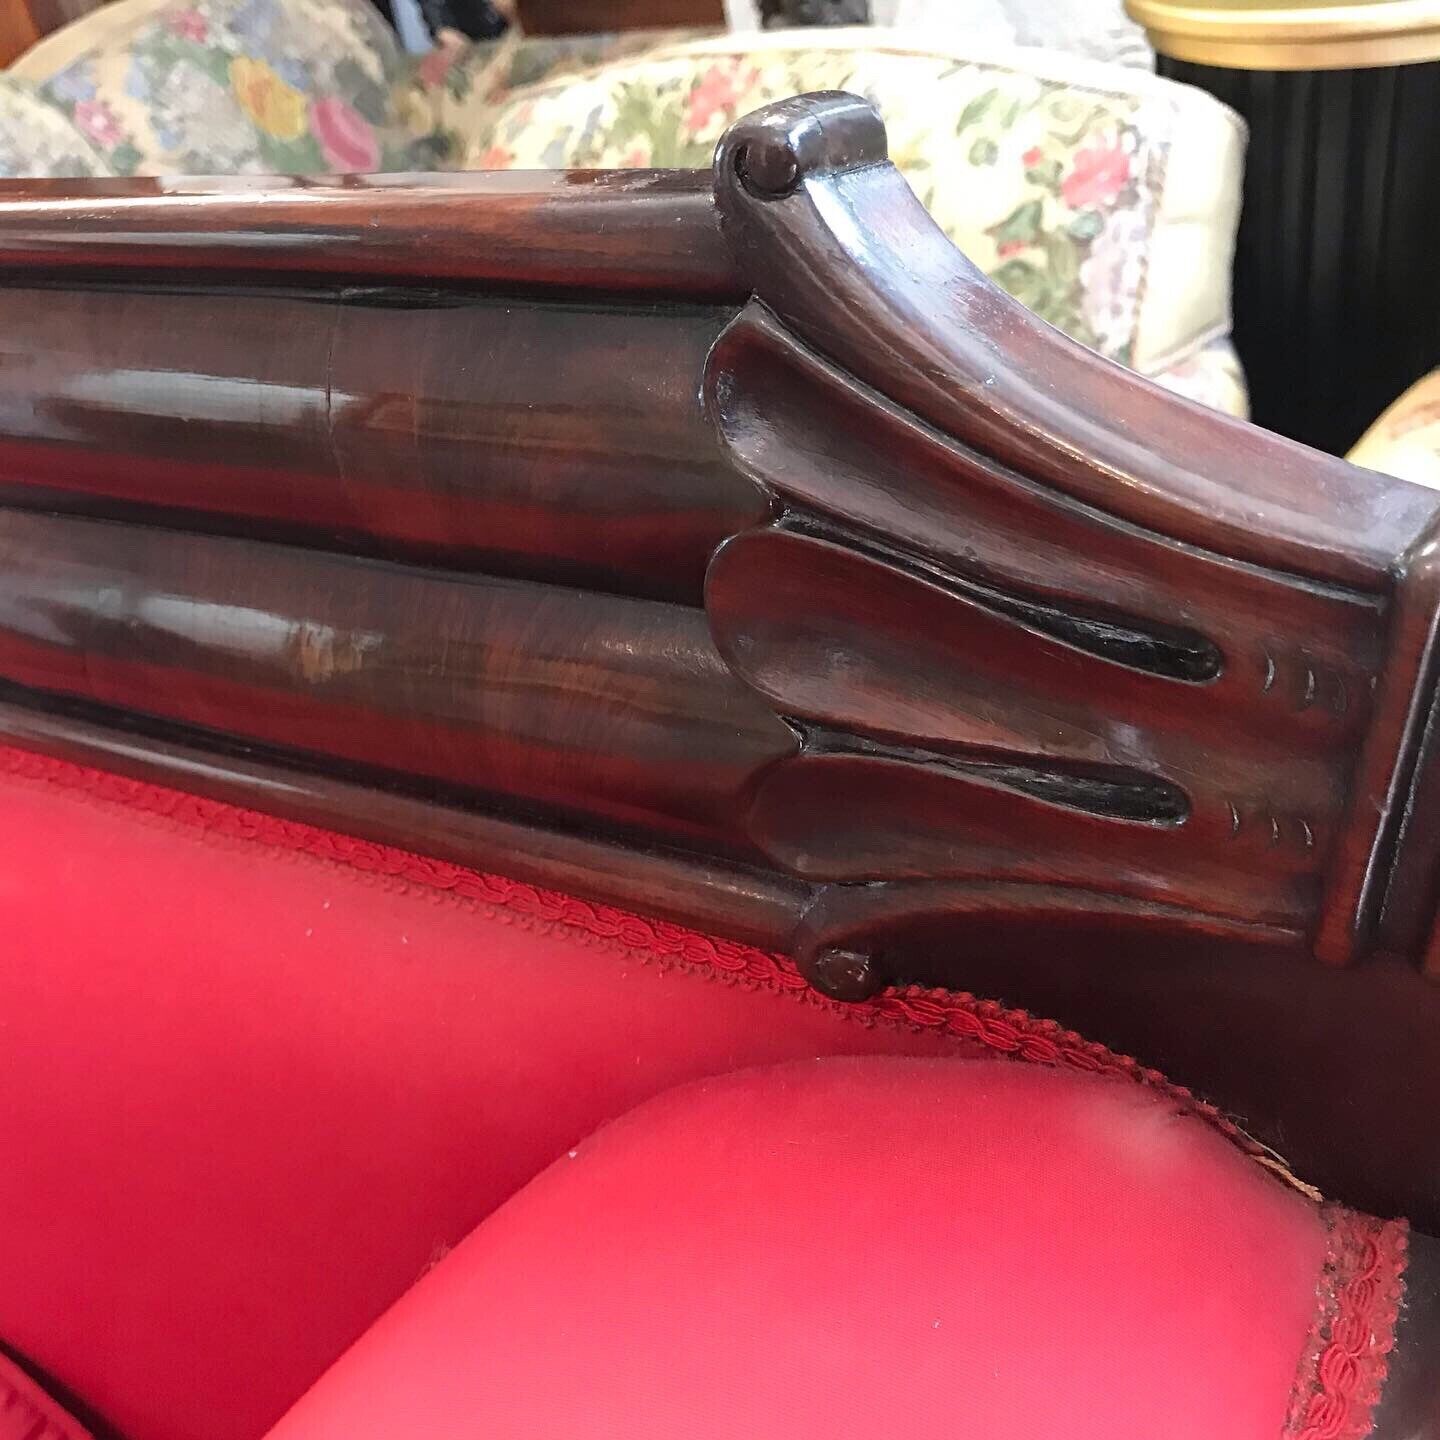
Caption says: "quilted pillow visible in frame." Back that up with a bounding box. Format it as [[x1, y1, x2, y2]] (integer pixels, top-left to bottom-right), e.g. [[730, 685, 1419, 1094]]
[[0, 76, 113, 177], [465, 29, 1245, 383], [8, 0, 420, 176]]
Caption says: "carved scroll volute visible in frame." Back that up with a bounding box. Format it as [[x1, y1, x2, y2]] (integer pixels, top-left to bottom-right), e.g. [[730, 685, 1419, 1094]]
[[705, 95, 1440, 997]]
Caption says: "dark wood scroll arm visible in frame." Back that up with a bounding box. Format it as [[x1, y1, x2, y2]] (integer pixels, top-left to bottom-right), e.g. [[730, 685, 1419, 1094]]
[[10, 100, 1440, 1232], [699, 93, 1440, 998], [712, 95, 1435, 583]]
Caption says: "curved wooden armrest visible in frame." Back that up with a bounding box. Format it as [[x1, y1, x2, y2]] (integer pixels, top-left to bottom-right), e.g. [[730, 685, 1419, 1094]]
[[3, 96, 1440, 1239]]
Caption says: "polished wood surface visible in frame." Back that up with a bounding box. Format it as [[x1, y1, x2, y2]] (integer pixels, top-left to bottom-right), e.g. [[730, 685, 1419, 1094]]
[[706, 309, 1384, 937], [715, 102, 1435, 589], [0, 510, 796, 852], [0, 172, 742, 296], [0, 698, 806, 947], [5, 98, 1440, 1277], [514, 0, 724, 32], [0, 286, 760, 601], [0, 7, 45, 68]]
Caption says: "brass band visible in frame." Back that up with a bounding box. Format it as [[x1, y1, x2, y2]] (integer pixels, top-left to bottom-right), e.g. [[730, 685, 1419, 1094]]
[[1124, 0, 1440, 70]]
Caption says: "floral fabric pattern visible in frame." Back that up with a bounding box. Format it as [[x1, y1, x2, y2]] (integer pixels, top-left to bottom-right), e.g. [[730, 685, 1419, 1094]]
[[13, 0, 416, 176], [465, 37, 1210, 371], [0, 77, 114, 177], [2, 11, 1243, 414], [394, 28, 709, 170]]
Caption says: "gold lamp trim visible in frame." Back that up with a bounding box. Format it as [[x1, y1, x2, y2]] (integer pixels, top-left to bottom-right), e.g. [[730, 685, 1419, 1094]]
[[1124, 0, 1440, 68]]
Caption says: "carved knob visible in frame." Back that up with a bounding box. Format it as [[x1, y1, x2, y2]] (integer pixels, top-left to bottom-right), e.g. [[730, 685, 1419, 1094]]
[[735, 140, 800, 200], [801, 945, 890, 1003], [717, 92, 889, 204]]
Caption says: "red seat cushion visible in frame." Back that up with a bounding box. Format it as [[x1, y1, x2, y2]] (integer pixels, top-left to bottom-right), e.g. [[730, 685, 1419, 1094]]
[[0, 745, 1146, 1440], [266, 1056, 1406, 1440]]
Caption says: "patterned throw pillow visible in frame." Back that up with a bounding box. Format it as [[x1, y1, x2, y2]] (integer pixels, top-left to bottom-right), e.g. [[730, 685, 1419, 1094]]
[[393, 28, 711, 170], [9, 0, 420, 176], [0, 77, 114, 177]]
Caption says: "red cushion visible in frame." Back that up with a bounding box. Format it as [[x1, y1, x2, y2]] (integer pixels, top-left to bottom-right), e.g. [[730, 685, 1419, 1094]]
[[0, 748, 987, 1440], [266, 1056, 1404, 1440]]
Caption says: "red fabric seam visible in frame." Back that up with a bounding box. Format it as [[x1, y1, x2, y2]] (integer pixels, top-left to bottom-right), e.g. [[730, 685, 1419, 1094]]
[[0, 1353, 91, 1440], [0, 742, 1265, 1162], [1283, 1207, 1408, 1440]]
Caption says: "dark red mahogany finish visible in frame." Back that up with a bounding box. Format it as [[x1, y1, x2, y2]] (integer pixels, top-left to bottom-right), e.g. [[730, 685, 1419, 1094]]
[[5, 98, 1440, 1254]]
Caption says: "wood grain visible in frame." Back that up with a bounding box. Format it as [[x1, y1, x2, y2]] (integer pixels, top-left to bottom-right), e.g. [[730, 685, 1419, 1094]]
[[0, 510, 797, 855], [714, 95, 1439, 590], [0, 171, 743, 296], [0, 697, 807, 947], [711, 528, 1349, 927], [0, 285, 765, 601]]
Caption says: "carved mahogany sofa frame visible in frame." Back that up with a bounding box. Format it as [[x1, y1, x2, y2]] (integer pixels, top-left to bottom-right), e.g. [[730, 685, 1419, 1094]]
[[4, 94, 1440, 1250]]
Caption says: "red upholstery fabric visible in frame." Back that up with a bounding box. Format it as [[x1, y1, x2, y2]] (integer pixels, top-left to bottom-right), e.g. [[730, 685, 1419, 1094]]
[[0, 749, 980, 1440], [266, 1057, 1394, 1440], [0, 748, 1407, 1440]]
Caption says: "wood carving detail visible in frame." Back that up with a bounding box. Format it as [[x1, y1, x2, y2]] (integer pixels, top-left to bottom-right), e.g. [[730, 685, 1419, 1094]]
[[699, 94, 1435, 992], [701, 319, 1382, 950]]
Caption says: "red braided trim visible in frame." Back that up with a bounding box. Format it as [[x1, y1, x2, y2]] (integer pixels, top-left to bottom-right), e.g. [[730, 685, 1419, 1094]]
[[1284, 1207, 1408, 1440], [0, 743, 1269, 1165]]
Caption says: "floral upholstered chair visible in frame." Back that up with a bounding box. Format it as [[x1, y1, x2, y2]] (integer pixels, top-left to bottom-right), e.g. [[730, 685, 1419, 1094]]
[[0, 1, 1248, 415], [2, 0, 413, 173], [456, 30, 1248, 413]]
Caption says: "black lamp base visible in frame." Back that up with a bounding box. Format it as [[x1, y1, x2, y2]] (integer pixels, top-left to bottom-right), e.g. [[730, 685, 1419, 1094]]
[[1161, 57, 1440, 456]]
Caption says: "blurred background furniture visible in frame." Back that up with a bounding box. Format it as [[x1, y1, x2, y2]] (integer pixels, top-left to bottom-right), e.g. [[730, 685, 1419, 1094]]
[[0, 0, 111, 66], [725, 0, 1154, 66], [756, 0, 870, 23], [1352, 367, 1440, 487], [378, 0, 509, 45], [0, 0, 1251, 417], [1127, 0, 1440, 455]]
